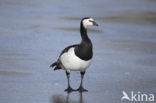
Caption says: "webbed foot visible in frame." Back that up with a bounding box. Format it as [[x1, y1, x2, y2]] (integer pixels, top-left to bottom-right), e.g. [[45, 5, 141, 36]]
[[64, 87, 75, 93], [77, 87, 88, 92]]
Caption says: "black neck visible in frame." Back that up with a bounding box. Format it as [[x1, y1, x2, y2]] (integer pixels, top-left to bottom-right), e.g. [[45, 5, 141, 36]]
[[80, 22, 90, 42], [74, 20, 93, 61]]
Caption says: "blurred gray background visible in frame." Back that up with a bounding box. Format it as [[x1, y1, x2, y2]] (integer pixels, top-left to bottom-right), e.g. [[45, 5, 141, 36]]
[[0, 0, 156, 103]]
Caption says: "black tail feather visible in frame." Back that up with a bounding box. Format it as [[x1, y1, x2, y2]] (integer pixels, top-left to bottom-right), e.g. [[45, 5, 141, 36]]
[[50, 61, 61, 70], [50, 62, 57, 67], [54, 67, 58, 70]]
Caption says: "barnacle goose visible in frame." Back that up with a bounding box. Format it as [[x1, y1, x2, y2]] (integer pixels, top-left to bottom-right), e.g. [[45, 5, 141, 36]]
[[50, 17, 98, 92]]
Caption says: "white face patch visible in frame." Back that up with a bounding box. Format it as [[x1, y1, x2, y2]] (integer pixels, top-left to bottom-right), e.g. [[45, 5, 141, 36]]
[[82, 18, 94, 28]]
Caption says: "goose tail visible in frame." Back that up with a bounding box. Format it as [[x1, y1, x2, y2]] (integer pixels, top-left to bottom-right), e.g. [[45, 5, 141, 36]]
[[50, 61, 61, 70]]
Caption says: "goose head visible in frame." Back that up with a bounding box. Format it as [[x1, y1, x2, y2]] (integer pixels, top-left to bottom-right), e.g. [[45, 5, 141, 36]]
[[81, 17, 98, 28]]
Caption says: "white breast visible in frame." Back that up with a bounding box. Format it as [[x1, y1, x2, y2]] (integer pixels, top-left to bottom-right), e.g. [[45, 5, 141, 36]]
[[60, 47, 91, 72]]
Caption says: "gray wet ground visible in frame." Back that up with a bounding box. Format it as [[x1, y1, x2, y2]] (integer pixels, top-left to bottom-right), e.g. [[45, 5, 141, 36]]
[[0, 0, 156, 103]]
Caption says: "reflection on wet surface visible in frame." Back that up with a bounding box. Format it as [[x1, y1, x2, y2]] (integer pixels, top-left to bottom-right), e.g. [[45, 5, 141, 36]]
[[52, 92, 83, 103]]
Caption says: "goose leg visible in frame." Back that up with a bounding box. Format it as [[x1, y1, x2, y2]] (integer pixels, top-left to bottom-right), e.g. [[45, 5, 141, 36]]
[[77, 71, 88, 92], [64, 71, 75, 93]]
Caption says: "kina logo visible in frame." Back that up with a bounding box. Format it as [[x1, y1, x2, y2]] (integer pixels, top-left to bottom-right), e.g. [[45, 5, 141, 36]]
[[121, 91, 155, 102]]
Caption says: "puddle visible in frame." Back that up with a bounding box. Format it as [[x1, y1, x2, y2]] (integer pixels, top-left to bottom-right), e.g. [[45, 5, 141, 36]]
[[55, 27, 103, 33], [61, 11, 156, 25], [0, 70, 32, 77]]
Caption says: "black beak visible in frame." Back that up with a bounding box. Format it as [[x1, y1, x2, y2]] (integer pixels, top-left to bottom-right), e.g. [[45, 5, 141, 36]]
[[93, 21, 98, 26]]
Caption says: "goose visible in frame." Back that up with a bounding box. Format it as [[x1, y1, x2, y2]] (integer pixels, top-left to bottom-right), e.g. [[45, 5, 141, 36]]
[[50, 17, 98, 92]]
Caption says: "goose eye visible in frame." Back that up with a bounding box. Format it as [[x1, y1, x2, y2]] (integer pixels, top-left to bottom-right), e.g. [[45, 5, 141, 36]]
[[89, 20, 93, 22]]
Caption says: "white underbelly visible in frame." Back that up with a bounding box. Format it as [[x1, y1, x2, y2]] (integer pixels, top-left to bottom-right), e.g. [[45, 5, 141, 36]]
[[60, 47, 91, 71]]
